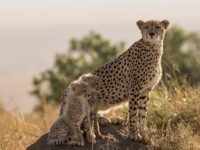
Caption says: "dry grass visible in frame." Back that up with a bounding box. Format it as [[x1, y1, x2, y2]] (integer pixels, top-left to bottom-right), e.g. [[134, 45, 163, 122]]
[[148, 80, 200, 150], [0, 104, 59, 150], [0, 80, 200, 150]]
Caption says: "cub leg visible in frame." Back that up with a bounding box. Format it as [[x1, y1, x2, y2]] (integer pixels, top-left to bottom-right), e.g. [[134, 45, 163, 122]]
[[92, 111, 107, 139], [83, 116, 96, 143], [47, 117, 68, 145]]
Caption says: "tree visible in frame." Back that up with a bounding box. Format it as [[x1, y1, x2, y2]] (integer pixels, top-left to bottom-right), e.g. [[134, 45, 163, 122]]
[[31, 31, 125, 103]]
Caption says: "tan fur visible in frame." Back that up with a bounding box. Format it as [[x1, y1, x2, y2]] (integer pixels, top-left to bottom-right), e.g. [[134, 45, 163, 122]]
[[47, 81, 89, 146], [59, 20, 170, 141], [49, 74, 101, 146], [92, 20, 170, 141], [137, 20, 169, 44]]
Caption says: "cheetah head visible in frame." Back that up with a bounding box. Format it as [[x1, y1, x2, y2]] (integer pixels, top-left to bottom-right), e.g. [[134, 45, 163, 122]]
[[70, 81, 89, 97], [82, 73, 102, 91], [137, 20, 169, 44]]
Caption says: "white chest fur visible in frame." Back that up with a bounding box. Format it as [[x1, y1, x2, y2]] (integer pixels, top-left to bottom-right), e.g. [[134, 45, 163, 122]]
[[143, 44, 163, 91]]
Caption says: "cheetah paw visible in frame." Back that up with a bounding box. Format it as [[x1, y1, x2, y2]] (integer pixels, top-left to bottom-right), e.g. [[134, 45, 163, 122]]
[[65, 136, 84, 146], [99, 134, 110, 140], [87, 137, 96, 144], [86, 133, 96, 144], [67, 140, 84, 146], [128, 133, 142, 141], [47, 139, 65, 145]]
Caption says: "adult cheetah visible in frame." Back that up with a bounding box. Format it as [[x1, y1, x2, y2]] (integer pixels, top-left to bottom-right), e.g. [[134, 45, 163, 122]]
[[60, 19, 169, 141]]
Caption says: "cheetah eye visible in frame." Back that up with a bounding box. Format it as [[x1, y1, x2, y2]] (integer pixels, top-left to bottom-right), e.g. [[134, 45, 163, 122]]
[[144, 26, 148, 29], [156, 26, 161, 29]]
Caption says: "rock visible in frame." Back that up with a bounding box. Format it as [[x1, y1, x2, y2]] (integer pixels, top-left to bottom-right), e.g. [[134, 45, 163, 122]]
[[27, 124, 153, 150]]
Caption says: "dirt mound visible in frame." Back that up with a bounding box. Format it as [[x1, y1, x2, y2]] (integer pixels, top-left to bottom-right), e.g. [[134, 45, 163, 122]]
[[27, 124, 153, 150]]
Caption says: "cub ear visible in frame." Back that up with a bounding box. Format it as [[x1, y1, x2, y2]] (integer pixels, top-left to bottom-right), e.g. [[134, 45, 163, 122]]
[[70, 83, 77, 91], [83, 83, 90, 92], [161, 20, 169, 29], [136, 20, 144, 29], [82, 75, 87, 81]]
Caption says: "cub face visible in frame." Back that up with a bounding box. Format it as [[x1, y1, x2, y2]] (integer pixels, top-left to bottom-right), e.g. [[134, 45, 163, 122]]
[[137, 20, 169, 43], [70, 81, 89, 97], [81, 74, 102, 91]]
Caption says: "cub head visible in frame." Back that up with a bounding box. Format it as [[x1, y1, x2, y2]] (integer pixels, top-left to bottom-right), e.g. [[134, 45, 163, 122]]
[[70, 81, 89, 97], [137, 20, 169, 43], [81, 74, 102, 91]]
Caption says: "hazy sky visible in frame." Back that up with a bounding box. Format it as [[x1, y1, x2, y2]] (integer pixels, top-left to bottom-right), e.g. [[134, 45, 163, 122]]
[[0, 0, 200, 113]]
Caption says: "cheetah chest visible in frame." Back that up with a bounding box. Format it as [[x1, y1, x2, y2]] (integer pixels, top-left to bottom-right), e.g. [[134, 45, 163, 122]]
[[144, 65, 162, 90]]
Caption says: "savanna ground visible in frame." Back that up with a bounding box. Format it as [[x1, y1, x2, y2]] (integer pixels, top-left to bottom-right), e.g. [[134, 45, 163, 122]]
[[1, 79, 200, 150]]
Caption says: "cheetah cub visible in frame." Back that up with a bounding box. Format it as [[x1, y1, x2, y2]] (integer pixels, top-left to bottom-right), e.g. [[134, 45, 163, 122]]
[[81, 74, 105, 139], [47, 74, 100, 146], [47, 80, 90, 146]]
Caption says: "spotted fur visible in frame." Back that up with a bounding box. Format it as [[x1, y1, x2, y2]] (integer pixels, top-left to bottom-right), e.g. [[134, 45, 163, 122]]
[[48, 81, 90, 146], [92, 20, 169, 140], [59, 20, 169, 141], [48, 74, 101, 145]]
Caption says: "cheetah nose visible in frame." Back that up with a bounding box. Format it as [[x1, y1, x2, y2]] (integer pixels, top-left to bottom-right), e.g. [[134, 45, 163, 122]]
[[149, 32, 155, 37]]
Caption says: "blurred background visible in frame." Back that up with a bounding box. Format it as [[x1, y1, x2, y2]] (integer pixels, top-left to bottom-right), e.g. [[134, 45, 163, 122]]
[[1, 0, 200, 113]]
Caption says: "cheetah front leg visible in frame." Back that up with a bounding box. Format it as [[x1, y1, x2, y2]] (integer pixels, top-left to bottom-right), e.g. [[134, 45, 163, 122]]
[[138, 89, 151, 141], [128, 90, 142, 141]]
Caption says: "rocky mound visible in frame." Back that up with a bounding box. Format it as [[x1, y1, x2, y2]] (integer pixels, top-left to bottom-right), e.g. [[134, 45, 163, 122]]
[[27, 124, 153, 150]]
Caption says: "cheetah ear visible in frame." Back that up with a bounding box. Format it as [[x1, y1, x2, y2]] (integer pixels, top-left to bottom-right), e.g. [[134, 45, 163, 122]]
[[136, 20, 144, 30], [70, 83, 77, 91], [161, 20, 169, 29], [82, 75, 87, 81]]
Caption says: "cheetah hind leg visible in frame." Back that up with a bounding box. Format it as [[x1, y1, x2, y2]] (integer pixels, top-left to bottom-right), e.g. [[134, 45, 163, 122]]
[[47, 117, 69, 145], [98, 116, 125, 126]]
